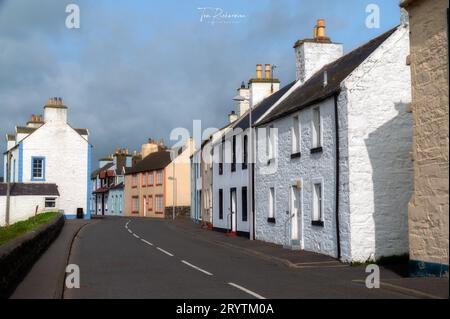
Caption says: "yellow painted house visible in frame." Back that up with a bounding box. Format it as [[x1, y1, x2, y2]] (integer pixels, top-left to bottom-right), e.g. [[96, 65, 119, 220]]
[[124, 139, 194, 218]]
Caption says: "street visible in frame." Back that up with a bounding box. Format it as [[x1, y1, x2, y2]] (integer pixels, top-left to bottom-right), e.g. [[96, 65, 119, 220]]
[[63, 217, 415, 299]]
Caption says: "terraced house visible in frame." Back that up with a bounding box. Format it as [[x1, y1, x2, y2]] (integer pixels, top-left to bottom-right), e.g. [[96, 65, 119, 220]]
[[1, 97, 91, 224], [124, 138, 194, 218], [90, 148, 133, 216], [254, 20, 413, 262]]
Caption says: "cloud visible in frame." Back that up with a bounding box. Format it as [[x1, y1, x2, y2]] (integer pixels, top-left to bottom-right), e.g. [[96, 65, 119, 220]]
[[0, 0, 401, 172]]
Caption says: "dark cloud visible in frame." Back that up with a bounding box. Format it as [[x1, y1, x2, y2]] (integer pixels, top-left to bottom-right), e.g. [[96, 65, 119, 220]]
[[0, 0, 400, 172]]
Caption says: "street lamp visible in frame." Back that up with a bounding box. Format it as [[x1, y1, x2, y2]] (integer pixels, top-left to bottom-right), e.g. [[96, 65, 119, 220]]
[[233, 94, 254, 241]]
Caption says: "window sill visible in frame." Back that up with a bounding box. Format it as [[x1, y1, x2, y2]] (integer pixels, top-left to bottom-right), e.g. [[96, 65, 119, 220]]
[[310, 147, 323, 154], [311, 220, 324, 227], [290, 152, 301, 159], [267, 217, 276, 224]]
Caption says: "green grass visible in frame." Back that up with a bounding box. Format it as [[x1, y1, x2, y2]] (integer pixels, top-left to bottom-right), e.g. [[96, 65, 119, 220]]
[[0, 212, 59, 246]]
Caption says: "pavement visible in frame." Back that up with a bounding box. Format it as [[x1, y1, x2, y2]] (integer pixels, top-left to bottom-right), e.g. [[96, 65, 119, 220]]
[[10, 219, 91, 299], [10, 216, 448, 299]]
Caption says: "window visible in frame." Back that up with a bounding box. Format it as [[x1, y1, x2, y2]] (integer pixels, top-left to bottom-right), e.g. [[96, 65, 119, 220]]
[[268, 187, 275, 223], [292, 116, 301, 154], [231, 135, 236, 172], [148, 195, 153, 211], [266, 126, 275, 161], [312, 107, 322, 148], [156, 171, 163, 185], [132, 196, 139, 213], [155, 195, 164, 212], [31, 157, 45, 181], [141, 173, 146, 187], [242, 187, 248, 222], [45, 197, 56, 208], [242, 135, 248, 170], [312, 182, 323, 225], [148, 172, 154, 186], [219, 189, 223, 220], [132, 174, 137, 188]]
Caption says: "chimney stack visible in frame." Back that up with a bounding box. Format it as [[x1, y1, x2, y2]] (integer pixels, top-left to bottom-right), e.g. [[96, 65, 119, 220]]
[[228, 110, 238, 123], [293, 19, 343, 84]]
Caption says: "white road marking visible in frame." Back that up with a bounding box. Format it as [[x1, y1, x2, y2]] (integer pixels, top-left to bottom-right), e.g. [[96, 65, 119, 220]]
[[127, 229, 132, 234], [181, 260, 213, 276], [141, 239, 154, 246], [228, 282, 266, 299], [157, 247, 174, 257], [133, 233, 140, 239]]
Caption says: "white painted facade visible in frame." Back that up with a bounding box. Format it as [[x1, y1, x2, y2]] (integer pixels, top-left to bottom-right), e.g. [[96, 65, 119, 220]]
[[255, 25, 413, 262], [0, 195, 60, 226], [3, 101, 91, 220]]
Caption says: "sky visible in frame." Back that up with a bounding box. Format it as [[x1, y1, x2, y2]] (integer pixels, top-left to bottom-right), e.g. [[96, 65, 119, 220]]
[[0, 0, 402, 173]]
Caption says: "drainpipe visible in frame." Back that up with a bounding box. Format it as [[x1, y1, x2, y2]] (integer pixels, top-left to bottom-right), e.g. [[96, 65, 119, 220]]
[[334, 94, 341, 260]]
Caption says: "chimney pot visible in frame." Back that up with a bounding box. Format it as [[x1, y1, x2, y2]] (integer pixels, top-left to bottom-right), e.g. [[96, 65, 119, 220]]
[[256, 64, 262, 80], [265, 64, 271, 79], [316, 19, 326, 39]]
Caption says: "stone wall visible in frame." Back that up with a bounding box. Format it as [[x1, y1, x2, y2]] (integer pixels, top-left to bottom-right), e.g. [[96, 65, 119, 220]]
[[402, 0, 449, 275]]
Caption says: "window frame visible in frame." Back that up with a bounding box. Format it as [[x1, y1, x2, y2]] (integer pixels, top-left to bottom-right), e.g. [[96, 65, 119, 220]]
[[268, 187, 276, 223], [44, 197, 56, 208], [292, 115, 301, 155], [312, 179, 324, 226], [31, 156, 46, 181], [312, 106, 322, 149], [132, 196, 139, 214]]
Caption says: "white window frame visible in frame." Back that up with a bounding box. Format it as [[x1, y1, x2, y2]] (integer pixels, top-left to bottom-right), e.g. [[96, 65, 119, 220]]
[[292, 115, 301, 154], [312, 179, 324, 222], [312, 106, 322, 148], [45, 197, 56, 208], [268, 187, 275, 219]]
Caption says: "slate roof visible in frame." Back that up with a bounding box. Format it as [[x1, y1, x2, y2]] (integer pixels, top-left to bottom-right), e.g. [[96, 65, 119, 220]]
[[0, 183, 59, 196], [125, 151, 172, 175], [110, 182, 124, 190], [233, 81, 296, 131], [258, 27, 397, 126], [91, 162, 115, 179]]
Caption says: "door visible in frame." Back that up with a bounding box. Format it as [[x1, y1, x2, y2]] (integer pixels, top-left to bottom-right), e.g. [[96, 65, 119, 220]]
[[101, 195, 105, 216], [290, 186, 301, 243], [230, 188, 237, 232]]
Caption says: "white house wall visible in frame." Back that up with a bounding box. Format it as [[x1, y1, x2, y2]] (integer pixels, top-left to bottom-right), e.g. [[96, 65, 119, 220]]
[[340, 26, 413, 262], [0, 195, 60, 226], [212, 132, 251, 234], [20, 122, 89, 218], [255, 97, 338, 257]]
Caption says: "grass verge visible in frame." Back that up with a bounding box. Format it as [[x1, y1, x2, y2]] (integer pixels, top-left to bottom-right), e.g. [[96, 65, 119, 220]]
[[0, 212, 59, 246]]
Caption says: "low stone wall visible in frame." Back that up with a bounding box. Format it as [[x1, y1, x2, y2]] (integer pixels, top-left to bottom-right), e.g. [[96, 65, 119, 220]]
[[164, 206, 190, 219], [0, 213, 64, 298]]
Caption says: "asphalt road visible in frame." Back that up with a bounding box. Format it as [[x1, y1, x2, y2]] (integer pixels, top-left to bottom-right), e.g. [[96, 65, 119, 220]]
[[64, 217, 412, 299]]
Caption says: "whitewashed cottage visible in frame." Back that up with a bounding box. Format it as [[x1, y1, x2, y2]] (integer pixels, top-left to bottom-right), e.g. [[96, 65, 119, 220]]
[[211, 65, 297, 237], [2, 97, 91, 224], [254, 21, 413, 262]]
